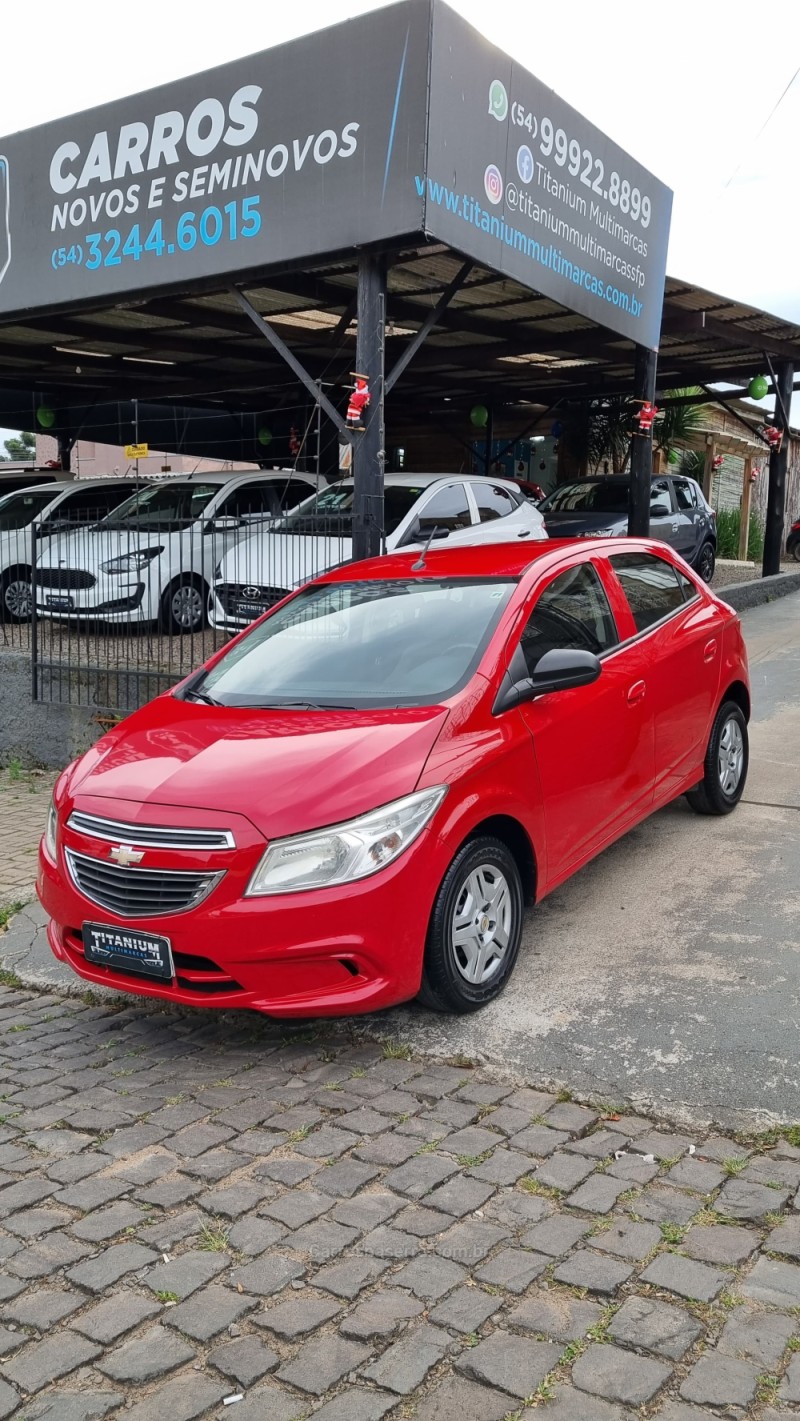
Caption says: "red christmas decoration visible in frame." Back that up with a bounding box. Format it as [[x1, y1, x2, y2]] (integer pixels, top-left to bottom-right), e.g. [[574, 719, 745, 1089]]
[[289, 425, 301, 457], [750, 465, 760, 483], [762, 424, 783, 452], [346, 373, 370, 430], [712, 454, 724, 471], [635, 401, 658, 434]]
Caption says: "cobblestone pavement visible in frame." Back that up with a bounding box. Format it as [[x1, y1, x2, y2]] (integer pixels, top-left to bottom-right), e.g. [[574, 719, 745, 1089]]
[[0, 988, 799, 1420], [0, 769, 57, 906]]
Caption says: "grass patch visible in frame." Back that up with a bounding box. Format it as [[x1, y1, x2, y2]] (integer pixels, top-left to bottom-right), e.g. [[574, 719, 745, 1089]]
[[155, 1290, 179, 1303], [756, 1372, 780, 1404], [722, 1155, 749, 1176], [519, 1177, 563, 1200], [350, 1066, 366, 1079], [660, 1222, 687, 1245], [381, 1040, 412, 1060], [457, 1149, 494, 1167], [199, 1220, 230, 1252], [0, 967, 22, 987], [0, 901, 25, 931], [286, 1126, 312, 1144], [7, 1023, 29, 1033], [555, 1089, 572, 1103]]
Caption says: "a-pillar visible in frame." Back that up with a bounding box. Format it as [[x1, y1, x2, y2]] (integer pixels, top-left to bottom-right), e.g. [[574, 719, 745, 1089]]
[[352, 253, 387, 562], [763, 361, 793, 577], [628, 345, 657, 536]]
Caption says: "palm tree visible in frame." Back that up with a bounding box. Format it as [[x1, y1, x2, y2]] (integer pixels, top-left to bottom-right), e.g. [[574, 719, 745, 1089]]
[[655, 388, 706, 463]]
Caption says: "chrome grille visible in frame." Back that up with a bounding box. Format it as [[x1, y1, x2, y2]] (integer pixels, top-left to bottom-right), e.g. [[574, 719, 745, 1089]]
[[67, 811, 235, 851], [66, 850, 224, 918], [217, 583, 288, 617]]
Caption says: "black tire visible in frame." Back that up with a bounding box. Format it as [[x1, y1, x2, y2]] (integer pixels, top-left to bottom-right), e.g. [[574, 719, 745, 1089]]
[[159, 576, 209, 634], [686, 700, 748, 816], [0, 567, 33, 623], [694, 541, 716, 583], [417, 836, 524, 1013], [788, 538, 800, 564]]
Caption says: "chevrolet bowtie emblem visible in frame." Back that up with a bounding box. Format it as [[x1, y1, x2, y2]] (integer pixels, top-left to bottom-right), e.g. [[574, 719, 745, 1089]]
[[109, 844, 144, 866]]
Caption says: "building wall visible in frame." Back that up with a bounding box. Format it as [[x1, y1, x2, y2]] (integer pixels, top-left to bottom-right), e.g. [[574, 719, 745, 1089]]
[[35, 435, 258, 479]]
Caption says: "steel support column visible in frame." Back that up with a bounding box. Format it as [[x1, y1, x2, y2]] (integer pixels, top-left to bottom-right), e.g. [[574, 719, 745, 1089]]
[[353, 254, 386, 561], [763, 359, 793, 576], [628, 345, 657, 536]]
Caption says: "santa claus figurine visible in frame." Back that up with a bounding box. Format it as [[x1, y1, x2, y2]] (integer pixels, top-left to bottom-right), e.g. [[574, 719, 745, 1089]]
[[346, 373, 370, 431], [636, 401, 658, 434]]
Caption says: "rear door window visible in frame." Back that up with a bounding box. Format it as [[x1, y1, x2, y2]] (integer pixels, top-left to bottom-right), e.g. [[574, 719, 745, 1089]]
[[473, 483, 520, 523], [519, 562, 619, 675], [610, 551, 686, 632], [673, 478, 696, 511]]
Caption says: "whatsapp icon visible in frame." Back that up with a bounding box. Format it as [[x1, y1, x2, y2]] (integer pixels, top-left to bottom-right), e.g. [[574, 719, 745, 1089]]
[[488, 79, 508, 122]]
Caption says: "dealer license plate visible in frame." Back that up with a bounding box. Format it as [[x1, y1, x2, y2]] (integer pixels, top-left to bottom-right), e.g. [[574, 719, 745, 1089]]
[[46, 595, 74, 609], [82, 922, 174, 981], [235, 601, 264, 619]]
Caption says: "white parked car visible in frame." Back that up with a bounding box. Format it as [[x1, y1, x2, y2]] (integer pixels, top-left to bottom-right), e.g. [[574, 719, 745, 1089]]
[[211, 473, 547, 633], [35, 470, 324, 633], [0, 478, 135, 622]]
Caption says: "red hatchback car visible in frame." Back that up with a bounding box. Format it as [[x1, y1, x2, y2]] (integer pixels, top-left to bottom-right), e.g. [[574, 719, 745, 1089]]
[[38, 538, 750, 1016]]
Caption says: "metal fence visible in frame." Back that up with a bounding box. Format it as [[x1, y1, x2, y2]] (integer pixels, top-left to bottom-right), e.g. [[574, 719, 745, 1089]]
[[0, 512, 353, 714]]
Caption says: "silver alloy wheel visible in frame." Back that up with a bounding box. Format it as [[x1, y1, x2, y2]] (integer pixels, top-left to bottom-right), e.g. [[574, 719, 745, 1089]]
[[170, 584, 204, 631], [718, 715, 744, 796], [4, 578, 32, 619], [451, 862, 512, 985]]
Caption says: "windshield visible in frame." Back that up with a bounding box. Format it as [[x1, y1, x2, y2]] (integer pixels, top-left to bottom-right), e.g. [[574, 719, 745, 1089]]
[[104, 482, 219, 530], [192, 578, 516, 708], [0, 487, 56, 532], [273, 484, 423, 537], [540, 482, 629, 515]]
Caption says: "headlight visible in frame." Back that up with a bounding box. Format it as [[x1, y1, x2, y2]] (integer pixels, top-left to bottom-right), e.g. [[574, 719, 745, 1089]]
[[246, 786, 448, 896], [44, 800, 58, 860], [100, 547, 164, 574]]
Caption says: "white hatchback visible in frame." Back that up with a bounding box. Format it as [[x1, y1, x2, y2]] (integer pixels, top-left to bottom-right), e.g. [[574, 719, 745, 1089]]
[[211, 473, 547, 633], [35, 470, 324, 633]]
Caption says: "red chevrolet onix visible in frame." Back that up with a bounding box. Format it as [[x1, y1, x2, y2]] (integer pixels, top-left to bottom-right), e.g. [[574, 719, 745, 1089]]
[[38, 538, 750, 1017]]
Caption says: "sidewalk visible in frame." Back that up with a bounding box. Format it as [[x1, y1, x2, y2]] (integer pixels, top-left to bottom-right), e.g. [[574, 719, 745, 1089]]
[[0, 764, 56, 907]]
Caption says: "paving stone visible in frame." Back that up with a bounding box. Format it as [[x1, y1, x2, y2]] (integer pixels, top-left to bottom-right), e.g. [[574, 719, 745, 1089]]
[[593, 1218, 661, 1260], [262, 1189, 332, 1229], [553, 1249, 634, 1294], [293, 1125, 354, 1159], [335, 1106, 393, 1136], [575, 1341, 672, 1404], [0, 1378, 19, 1418], [0, 1327, 23, 1356], [410, 1067, 472, 1099], [5, 1206, 73, 1238], [71, 1200, 144, 1241], [228, 1128, 286, 1158], [640, 1253, 727, 1301], [486, 1191, 553, 1229], [741, 1255, 800, 1307], [361, 1321, 450, 1393], [457, 1330, 560, 1397], [632, 1185, 703, 1225], [384, 1154, 459, 1199], [4, 1285, 85, 1328], [196, 1181, 269, 1219], [567, 1174, 631, 1213], [354, 1134, 419, 1166], [46, 1154, 108, 1185], [510, 1124, 570, 1156], [468, 1148, 532, 1185], [429, 1283, 499, 1333], [165, 1282, 256, 1340], [475, 1247, 549, 1292], [424, 1175, 495, 1218], [716, 1178, 790, 1220], [436, 1218, 508, 1263], [411, 1376, 514, 1421], [695, 1135, 750, 1164], [314, 1254, 390, 1298], [680, 1352, 759, 1407], [683, 1223, 759, 1264], [781, 1354, 800, 1402], [332, 1192, 404, 1234], [114, 1151, 180, 1185], [766, 1216, 800, 1259], [533, 1151, 597, 1192], [543, 1102, 600, 1135], [2, 1329, 102, 1393], [254, 1156, 319, 1186], [634, 1131, 696, 1159], [565, 1128, 628, 1159], [227, 1216, 286, 1255], [527, 1385, 631, 1420], [437, 1125, 502, 1159], [743, 1154, 800, 1189], [207, 1334, 280, 1385], [480, 1106, 534, 1137], [66, 1240, 157, 1292], [718, 1304, 797, 1366], [393, 1254, 466, 1299], [277, 1332, 371, 1392], [606, 1153, 660, 1183], [504, 1088, 559, 1114], [71, 1291, 161, 1343], [24, 1129, 95, 1156], [361, 1224, 422, 1260], [56, 1177, 131, 1209], [18, 1392, 122, 1421], [394, 1204, 455, 1237], [99, 1123, 170, 1158], [316, 1159, 381, 1197], [288, 1217, 359, 1260], [97, 1322, 195, 1381], [341, 1288, 425, 1339], [608, 1295, 703, 1360], [167, 1121, 235, 1157], [144, 1249, 228, 1299], [508, 1292, 603, 1340], [310, 1389, 396, 1421], [667, 1157, 727, 1193], [7, 1230, 92, 1279], [181, 1147, 242, 1181], [0, 1276, 25, 1303], [520, 1213, 590, 1256], [230, 1254, 305, 1296], [0, 1177, 57, 1217], [257, 1292, 341, 1339], [137, 1206, 204, 1250], [121, 1374, 231, 1421]]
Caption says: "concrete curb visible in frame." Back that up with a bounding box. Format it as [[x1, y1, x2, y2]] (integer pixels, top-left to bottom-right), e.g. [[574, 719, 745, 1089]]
[[719, 568, 800, 610]]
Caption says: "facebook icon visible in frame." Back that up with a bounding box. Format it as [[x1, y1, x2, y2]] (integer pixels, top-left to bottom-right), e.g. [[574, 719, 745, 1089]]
[[516, 145, 534, 185]]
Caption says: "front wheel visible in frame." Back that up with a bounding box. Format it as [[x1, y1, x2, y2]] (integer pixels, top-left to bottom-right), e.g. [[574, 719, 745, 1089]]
[[160, 577, 209, 634], [788, 538, 800, 563], [695, 541, 716, 583], [1, 568, 33, 623], [417, 836, 524, 1013], [686, 701, 748, 815]]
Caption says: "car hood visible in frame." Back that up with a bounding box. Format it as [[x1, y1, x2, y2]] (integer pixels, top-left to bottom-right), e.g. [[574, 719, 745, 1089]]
[[217, 532, 354, 591], [67, 696, 449, 841], [542, 509, 627, 537], [35, 525, 170, 567]]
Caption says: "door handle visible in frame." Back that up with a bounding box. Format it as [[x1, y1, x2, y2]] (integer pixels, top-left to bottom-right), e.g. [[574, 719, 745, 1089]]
[[703, 638, 718, 663], [627, 680, 646, 705], [671, 523, 679, 532]]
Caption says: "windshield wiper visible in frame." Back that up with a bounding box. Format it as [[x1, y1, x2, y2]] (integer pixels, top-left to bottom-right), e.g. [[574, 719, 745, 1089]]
[[255, 700, 356, 711], [184, 689, 223, 707]]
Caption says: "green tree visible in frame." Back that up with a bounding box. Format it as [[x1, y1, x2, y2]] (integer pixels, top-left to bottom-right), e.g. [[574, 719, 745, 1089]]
[[1, 431, 35, 461]]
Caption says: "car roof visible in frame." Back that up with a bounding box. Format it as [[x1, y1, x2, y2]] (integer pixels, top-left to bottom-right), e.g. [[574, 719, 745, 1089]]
[[317, 537, 699, 585], [147, 469, 316, 486], [333, 473, 526, 491]]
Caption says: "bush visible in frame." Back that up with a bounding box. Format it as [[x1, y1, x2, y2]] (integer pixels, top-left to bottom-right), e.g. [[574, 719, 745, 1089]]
[[715, 507, 764, 561]]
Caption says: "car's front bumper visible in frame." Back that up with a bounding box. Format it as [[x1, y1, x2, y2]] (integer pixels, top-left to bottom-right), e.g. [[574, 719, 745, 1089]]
[[36, 569, 150, 621]]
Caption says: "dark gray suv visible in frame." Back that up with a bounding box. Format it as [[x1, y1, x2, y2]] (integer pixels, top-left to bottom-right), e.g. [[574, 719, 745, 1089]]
[[540, 474, 717, 582]]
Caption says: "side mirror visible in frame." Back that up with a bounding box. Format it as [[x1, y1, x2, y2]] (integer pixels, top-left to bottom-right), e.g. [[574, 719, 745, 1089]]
[[493, 647, 601, 714]]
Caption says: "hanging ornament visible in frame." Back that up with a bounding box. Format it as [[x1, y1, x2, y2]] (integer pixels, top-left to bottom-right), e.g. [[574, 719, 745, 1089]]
[[257, 427, 272, 447], [288, 425, 301, 457], [748, 375, 769, 401], [712, 454, 724, 471], [36, 406, 55, 429], [750, 465, 760, 483], [667, 449, 678, 465], [635, 401, 658, 434], [470, 403, 489, 429], [762, 424, 783, 452], [346, 373, 371, 431]]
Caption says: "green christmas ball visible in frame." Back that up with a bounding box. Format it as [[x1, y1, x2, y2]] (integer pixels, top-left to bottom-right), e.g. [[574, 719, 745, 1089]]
[[748, 375, 769, 401], [667, 448, 678, 464], [36, 406, 55, 429], [257, 427, 273, 447], [470, 404, 489, 428]]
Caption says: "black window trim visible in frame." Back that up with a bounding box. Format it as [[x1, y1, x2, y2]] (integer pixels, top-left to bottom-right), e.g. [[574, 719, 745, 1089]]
[[602, 551, 703, 653]]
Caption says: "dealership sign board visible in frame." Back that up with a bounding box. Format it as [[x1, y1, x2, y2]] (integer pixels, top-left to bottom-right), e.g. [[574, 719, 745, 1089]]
[[0, 0, 672, 349]]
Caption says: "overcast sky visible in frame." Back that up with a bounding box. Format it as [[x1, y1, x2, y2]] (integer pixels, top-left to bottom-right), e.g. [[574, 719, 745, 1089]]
[[2, 0, 798, 445]]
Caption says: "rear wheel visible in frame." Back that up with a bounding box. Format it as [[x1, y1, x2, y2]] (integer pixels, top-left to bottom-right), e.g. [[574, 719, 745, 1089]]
[[160, 577, 209, 634], [695, 541, 715, 583], [789, 538, 800, 563], [417, 836, 524, 1013], [1, 568, 33, 623], [686, 700, 748, 815]]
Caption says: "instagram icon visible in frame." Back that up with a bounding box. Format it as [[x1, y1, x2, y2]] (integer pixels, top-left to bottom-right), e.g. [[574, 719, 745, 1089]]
[[484, 164, 503, 206]]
